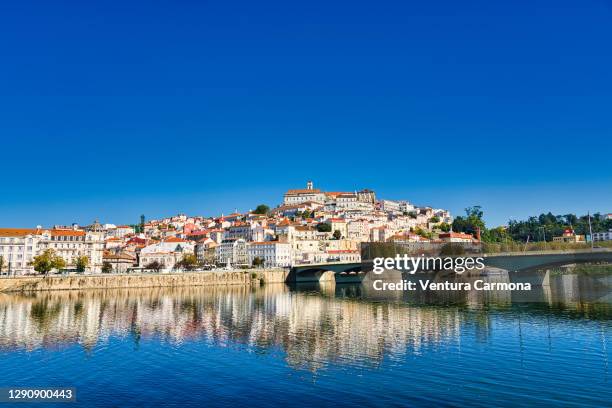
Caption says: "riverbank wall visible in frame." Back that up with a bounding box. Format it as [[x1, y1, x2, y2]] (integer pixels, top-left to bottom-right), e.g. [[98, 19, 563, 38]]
[[0, 269, 289, 292]]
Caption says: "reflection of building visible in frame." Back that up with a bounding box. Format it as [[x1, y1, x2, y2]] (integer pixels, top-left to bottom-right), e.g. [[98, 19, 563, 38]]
[[0, 278, 602, 372], [553, 228, 585, 243], [0, 285, 463, 370]]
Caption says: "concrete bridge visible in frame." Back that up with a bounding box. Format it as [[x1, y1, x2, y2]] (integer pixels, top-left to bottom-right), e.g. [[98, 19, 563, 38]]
[[287, 262, 364, 283], [288, 249, 612, 283], [482, 249, 612, 272]]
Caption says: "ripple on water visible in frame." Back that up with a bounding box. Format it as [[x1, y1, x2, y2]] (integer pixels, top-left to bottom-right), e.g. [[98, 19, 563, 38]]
[[0, 282, 609, 407]]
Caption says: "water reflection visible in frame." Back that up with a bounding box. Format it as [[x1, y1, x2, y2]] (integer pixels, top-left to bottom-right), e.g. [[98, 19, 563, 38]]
[[0, 274, 609, 372]]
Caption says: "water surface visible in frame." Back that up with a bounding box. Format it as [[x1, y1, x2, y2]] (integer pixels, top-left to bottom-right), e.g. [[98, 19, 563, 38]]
[[0, 273, 610, 407]]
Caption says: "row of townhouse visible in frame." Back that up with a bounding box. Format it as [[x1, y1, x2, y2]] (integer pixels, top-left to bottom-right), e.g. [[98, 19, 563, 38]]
[[214, 238, 359, 268], [0, 181, 452, 274], [214, 239, 292, 268], [0, 227, 104, 275]]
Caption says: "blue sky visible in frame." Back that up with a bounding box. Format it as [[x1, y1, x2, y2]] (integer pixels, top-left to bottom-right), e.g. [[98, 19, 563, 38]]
[[1, 0, 610, 227]]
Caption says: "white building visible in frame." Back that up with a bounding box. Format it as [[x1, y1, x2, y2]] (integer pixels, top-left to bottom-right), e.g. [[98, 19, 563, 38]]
[[0, 228, 43, 275], [107, 225, 135, 238], [347, 219, 369, 241], [0, 227, 104, 275], [139, 237, 195, 271], [283, 181, 326, 205], [326, 250, 361, 263], [592, 229, 612, 242], [248, 242, 292, 268], [379, 200, 402, 214], [215, 239, 248, 266]]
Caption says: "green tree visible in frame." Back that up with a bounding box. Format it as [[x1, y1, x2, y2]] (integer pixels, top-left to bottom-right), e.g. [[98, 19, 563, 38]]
[[75, 255, 89, 273], [504, 211, 611, 243], [414, 227, 432, 239], [176, 254, 198, 271], [145, 261, 164, 273], [101, 262, 113, 273], [252, 256, 265, 268], [452, 206, 486, 237], [430, 216, 440, 223], [486, 226, 511, 243], [31, 249, 66, 276], [333, 230, 342, 240], [316, 223, 332, 232], [437, 222, 451, 232], [253, 204, 270, 215]]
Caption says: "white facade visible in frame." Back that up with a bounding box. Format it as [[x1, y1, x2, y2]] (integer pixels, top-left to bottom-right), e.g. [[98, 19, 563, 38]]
[[39, 229, 105, 271], [283, 182, 326, 205], [139, 239, 195, 271], [0, 229, 42, 275], [248, 242, 292, 268], [215, 239, 248, 266], [0, 228, 104, 275], [592, 229, 612, 242], [107, 225, 135, 238], [379, 200, 402, 214]]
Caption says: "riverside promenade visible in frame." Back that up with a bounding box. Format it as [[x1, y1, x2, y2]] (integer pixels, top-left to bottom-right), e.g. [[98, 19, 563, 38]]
[[0, 269, 289, 292]]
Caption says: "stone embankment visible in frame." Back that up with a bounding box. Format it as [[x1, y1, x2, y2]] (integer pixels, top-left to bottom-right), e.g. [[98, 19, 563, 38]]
[[0, 269, 288, 292]]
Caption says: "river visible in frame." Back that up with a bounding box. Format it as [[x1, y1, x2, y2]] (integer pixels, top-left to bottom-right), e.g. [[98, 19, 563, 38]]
[[0, 273, 610, 407]]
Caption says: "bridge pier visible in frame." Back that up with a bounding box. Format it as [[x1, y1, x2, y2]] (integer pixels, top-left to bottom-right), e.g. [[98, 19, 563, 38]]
[[508, 270, 551, 286]]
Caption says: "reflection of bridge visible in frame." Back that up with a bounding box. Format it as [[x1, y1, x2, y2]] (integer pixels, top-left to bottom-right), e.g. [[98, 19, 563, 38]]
[[288, 249, 612, 283]]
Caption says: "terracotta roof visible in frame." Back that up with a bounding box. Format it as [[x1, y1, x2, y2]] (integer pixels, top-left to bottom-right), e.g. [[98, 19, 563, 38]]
[[439, 232, 474, 239], [51, 229, 86, 237], [103, 252, 136, 261], [0, 228, 42, 237], [285, 189, 321, 194], [164, 237, 187, 243]]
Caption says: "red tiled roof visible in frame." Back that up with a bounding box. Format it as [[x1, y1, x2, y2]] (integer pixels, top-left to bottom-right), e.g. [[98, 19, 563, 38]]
[[285, 189, 321, 194], [164, 237, 187, 243], [0, 228, 42, 237], [51, 229, 86, 237]]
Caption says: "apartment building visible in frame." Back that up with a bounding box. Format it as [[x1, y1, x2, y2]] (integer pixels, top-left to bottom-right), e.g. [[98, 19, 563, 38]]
[[0, 227, 104, 274], [247, 241, 292, 268]]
